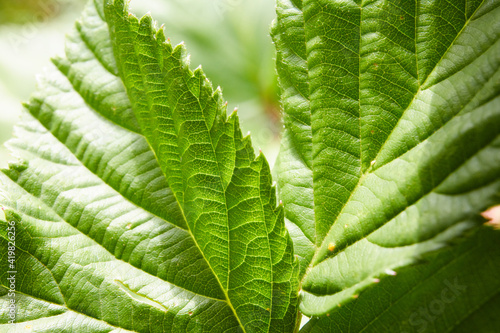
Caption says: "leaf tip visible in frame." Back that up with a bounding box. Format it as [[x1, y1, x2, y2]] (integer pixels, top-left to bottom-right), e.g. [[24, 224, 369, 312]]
[[193, 65, 204, 77], [74, 19, 83, 30], [155, 26, 167, 43]]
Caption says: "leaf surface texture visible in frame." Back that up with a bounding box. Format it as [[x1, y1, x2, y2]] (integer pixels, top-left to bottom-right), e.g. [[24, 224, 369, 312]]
[[0, 1, 298, 332], [272, 0, 500, 320]]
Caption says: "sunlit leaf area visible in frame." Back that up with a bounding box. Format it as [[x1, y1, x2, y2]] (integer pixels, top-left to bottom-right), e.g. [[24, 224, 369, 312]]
[[0, 0, 280, 168]]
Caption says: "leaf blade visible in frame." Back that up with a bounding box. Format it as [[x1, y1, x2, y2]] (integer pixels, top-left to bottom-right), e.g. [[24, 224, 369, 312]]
[[0, 0, 299, 331], [273, 0, 500, 321], [300, 228, 500, 332]]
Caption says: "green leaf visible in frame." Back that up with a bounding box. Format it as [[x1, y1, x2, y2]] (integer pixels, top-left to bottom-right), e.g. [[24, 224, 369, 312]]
[[300, 228, 500, 332], [2, 0, 500, 331], [272, 0, 500, 320], [0, 0, 298, 332]]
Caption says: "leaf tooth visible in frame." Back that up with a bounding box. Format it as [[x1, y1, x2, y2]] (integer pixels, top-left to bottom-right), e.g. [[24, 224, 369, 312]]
[[171, 42, 190, 72], [138, 14, 153, 34], [155, 24, 167, 44]]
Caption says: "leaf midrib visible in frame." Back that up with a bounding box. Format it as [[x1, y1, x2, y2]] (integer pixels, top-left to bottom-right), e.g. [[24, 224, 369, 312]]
[[311, 129, 500, 275], [0, 176, 227, 303], [372, 0, 487, 169], [114, 10, 261, 332], [306, 0, 492, 270]]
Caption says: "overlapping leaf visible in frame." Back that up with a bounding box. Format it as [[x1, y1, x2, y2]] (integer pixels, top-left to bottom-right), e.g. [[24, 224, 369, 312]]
[[272, 0, 500, 322], [1, 0, 500, 332], [300, 228, 500, 332], [0, 0, 298, 332]]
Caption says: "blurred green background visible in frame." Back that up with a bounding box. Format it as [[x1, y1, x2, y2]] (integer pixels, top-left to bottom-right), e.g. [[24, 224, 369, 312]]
[[0, 0, 281, 169]]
